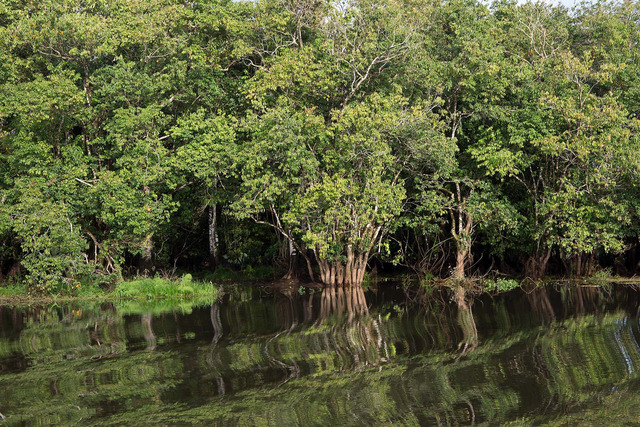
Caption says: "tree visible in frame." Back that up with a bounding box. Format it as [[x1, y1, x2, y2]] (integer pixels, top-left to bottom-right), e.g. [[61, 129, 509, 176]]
[[471, 1, 640, 277]]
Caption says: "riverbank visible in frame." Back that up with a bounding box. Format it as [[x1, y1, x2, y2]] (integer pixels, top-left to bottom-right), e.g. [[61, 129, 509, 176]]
[[2, 272, 640, 305], [0, 275, 222, 305]]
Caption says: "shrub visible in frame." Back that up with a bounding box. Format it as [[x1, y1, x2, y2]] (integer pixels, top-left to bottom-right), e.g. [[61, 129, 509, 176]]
[[114, 275, 219, 300], [484, 278, 520, 292]]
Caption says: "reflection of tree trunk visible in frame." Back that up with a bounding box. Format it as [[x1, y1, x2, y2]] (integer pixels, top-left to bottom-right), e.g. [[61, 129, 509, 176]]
[[575, 286, 585, 314], [11, 307, 18, 329], [215, 376, 226, 396], [141, 314, 156, 351], [303, 294, 313, 323], [352, 286, 368, 317], [174, 312, 181, 343], [335, 287, 345, 316], [320, 287, 330, 319], [209, 301, 226, 396], [320, 286, 368, 320], [571, 286, 601, 315], [587, 287, 600, 313], [455, 288, 478, 355], [205, 304, 224, 382], [210, 303, 222, 346], [275, 293, 297, 330], [527, 287, 556, 324]]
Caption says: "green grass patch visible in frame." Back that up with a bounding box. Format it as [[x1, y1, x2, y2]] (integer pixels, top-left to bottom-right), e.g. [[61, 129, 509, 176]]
[[0, 281, 29, 297], [0, 274, 221, 306], [113, 274, 220, 300]]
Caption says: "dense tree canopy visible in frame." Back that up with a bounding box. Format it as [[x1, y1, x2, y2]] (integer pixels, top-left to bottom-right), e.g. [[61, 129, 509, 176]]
[[0, 0, 639, 291]]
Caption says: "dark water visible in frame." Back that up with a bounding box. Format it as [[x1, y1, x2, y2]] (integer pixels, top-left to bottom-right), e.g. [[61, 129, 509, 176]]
[[1, 284, 640, 425]]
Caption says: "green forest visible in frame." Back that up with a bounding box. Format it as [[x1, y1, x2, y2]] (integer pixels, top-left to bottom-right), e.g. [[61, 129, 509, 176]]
[[1, 0, 639, 293]]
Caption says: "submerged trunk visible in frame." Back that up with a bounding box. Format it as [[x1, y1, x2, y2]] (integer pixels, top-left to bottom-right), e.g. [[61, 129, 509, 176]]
[[208, 204, 221, 268], [567, 251, 596, 277], [317, 246, 369, 288], [525, 247, 552, 280]]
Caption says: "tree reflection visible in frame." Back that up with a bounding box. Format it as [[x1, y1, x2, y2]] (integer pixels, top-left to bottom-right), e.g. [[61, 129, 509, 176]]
[[141, 314, 156, 351], [454, 288, 478, 355], [319, 285, 369, 320], [527, 286, 556, 325], [4, 285, 640, 425], [210, 303, 222, 346]]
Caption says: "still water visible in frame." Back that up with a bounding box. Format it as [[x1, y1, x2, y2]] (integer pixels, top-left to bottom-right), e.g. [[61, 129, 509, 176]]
[[1, 283, 640, 425]]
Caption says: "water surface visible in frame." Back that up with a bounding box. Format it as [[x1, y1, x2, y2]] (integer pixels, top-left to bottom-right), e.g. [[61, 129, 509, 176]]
[[1, 284, 640, 425]]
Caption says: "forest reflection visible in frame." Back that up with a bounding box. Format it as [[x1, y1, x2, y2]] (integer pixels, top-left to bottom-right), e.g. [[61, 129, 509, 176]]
[[203, 285, 386, 385], [2, 284, 640, 424]]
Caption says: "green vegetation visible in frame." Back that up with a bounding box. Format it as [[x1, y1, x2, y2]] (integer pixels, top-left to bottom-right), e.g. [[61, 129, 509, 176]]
[[113, 275, 216, 299], [0, 274, 221, 305], [1, 0, 639, 293], [482, 278, 520, 293]]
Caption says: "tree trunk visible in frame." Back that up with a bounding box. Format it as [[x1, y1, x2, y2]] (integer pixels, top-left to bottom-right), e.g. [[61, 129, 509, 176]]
[[568, 251, 596, 277], [450, 184, 473, 280], [525, 247, 551, 280], [317, 251, 368, 288], [208, 204, 221, 268], [139, 234, 154, 274], [281, 238, 298, 279], [453, 247, 469, 280]]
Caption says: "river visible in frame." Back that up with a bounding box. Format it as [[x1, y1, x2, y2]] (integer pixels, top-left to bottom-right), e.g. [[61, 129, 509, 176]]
[[1, 283, 639, 425]]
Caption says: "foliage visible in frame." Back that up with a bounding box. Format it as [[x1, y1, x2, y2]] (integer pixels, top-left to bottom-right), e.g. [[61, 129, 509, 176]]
[[113, 275, 220, 300], [483, 278, 520, 293], [0, 280, 29, 297], [0, 0, 639, 291]]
